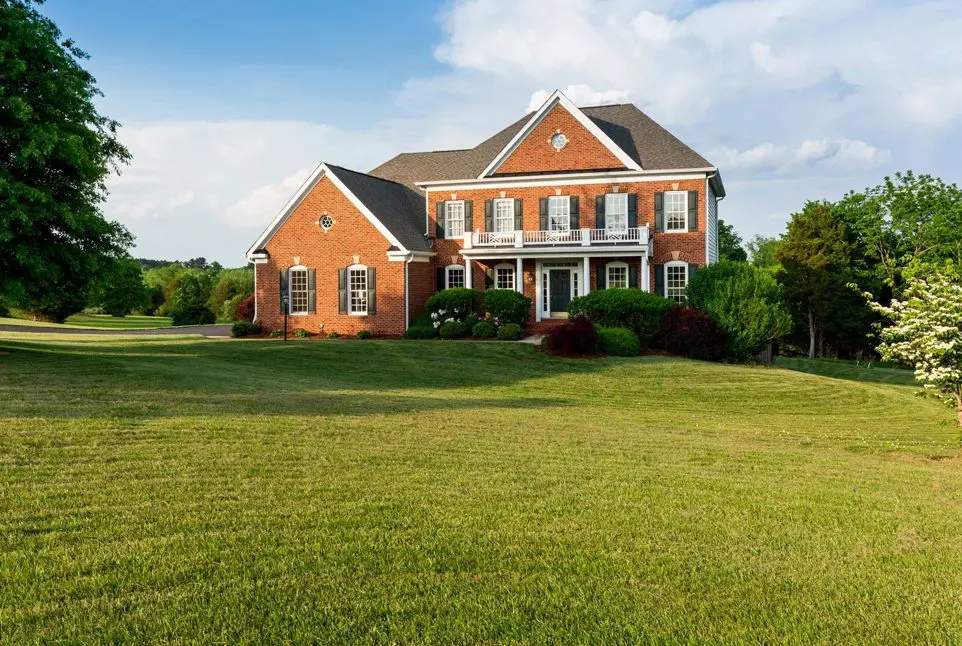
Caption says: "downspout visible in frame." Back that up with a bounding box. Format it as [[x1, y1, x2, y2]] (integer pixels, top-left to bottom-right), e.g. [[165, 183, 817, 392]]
[[424, 187, 430, 236], [252, 262, 258, 323]]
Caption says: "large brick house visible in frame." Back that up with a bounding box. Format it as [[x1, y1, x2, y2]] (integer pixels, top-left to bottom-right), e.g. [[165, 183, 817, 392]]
[[246, 89, 725, 335]]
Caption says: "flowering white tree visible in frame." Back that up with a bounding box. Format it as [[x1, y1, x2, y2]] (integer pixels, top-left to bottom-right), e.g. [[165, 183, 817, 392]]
[[868, 273, 962, 428]]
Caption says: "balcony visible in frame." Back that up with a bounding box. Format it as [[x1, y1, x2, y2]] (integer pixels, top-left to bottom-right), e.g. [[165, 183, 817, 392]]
[[463, 226, 649, 250]]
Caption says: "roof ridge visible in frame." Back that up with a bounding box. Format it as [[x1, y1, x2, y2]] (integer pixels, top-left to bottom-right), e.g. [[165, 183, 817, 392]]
[[326, 162, 415, 191], [580, 102, 635, 110]]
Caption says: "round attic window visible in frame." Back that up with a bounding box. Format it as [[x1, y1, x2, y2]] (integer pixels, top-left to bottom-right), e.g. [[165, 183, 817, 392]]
[[551, 133, 568, 150], [319, 214, 334, 231]]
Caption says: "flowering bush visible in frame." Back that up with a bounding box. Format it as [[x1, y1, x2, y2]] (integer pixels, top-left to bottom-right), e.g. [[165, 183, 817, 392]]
[[655, 306, 727, 362], [426, 288, 482, 328]]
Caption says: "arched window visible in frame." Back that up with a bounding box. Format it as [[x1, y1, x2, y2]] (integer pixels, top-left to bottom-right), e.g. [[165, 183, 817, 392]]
[[494, 263, 516, 290], [606, 261, 629, 289], [664, 261, 689, 303], [288, 265, 309, 315], [445, 264, 465, 289], [347, 264, 368, 314]]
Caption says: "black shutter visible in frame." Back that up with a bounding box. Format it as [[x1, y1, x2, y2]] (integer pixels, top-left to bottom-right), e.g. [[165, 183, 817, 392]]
[[654, 193, 665, 232], [570, 196, 580, 229], [654, 265, 665, 297], [688, 191, 699, 232], [367, 267, 376, 314], [595, 195, 606, 230], [688, 263, 698, 279], [629, 264, 639, 289], [485, 268, 494, 289], [464, 200, 473, 233], [539, 197, 549, 231], [514, 199, 523, 231], [436, 267, 445, 292], [337, 268, 347, 314], [628, 193, 638, 228], [484, 200, 494, 232], [279, 269, 288, 313], [596, 263, 606, 290], [307, 268, 316, 314], [436, 202, 445, 239]]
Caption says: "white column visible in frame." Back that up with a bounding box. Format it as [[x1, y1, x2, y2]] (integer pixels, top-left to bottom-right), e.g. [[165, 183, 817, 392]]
[[641, 254, 650, 292], [465, 257, 472, 289], [535, 261, 542, 322], [582, 256, 591, 295], [516, 257, 523, 293]]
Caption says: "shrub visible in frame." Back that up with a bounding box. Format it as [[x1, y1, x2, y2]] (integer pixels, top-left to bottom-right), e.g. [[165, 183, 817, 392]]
[[169, 304, 217, 326], [0, 301, 8, 318], [481, 290, 531, 327], [235, 295, 255, 322], [327, 331, 338, 339], [544, 315, 599, 355], [439, 320, 470, 339], [220, 293, 246, 322], [269, 329, 283, 338], [426, 288, 482, 328], [356, 329, 372, 339], [686, 261, 792, 361], [656, 306, 727, 361], [294, 327, 311, 338], [598, 326, 641, 356], [404, 325, 435, 339], [231, 322, 262, 338], [472, 320, 496, 338], [497, 323, 524, 341], [568, 289, 672, 348]]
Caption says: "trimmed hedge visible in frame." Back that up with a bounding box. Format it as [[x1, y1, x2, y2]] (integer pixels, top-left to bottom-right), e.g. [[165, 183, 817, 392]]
[[356, 330, 373, 339], [598, 326, 641, 356], [472, 320, 496, 338], [497, 323, 523, 341], [481, 290, 531, 327], [544, 315, 599, 355], [169, 304, 216, 326], [656, 306, 727, 362], [568, 289, 672, 348], [439, 320, 470, 339], [231, 322, 261, 337]]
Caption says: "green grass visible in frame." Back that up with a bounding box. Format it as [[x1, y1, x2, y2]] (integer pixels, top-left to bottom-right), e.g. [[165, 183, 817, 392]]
[[0, 334, 960, 643], [0, 313, 173, 330], [777, 355, 918, 386]]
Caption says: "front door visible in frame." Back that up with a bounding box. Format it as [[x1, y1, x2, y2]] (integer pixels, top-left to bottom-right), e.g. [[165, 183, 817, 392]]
[[548, 269, 572, 317]]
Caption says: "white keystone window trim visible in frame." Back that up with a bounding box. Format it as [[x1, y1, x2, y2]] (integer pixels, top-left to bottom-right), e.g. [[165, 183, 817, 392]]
[[607, 261, 629, 289], [548, 195, 570, 231], [665, 191, 688, 232], [445, 200, 465, 239], [288, 266, 309, 315], [605, 193, 628, 232], [348, 264, 368, 315], [446, 264, 466, 289], [494, 263, 516, 290], [494, 198, 515, 233], [665, 261, 688, 303]]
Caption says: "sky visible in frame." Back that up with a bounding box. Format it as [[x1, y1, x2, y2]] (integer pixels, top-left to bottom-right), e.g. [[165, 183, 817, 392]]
[[42, 0, 962, 265]]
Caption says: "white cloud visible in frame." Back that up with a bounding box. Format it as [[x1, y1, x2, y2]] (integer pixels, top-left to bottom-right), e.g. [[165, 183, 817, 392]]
[[712, 139, 889, 171], [224, 168, 311, 228], [527, 85, 630, 112]]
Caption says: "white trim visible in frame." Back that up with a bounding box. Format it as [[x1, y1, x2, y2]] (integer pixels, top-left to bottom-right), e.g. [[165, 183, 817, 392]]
[[253, 264, 259, 323], [463, 246, 649, 260], [663, 190, 688, 233], [416, 170, 712, 192], [288, 265, 310, 316], [664, 260, 689, 302], [493, 262, 516, 291], [493, 198, 515, 233], [478, 89, 643, 178], [516, 257, 523, 293], [606, 261, 629, 289], [705, 176, 711, 264], [444, 263, 466, 289], [465, 257, 473, 289], [387, 250, 434, 263], [347, 263, 369, 316], [542, 263, 580, 318], [424, 186, 430, 237], [443, 199, 466, 239], [245, 163, 407, 261], [641, 254, 650, 292]]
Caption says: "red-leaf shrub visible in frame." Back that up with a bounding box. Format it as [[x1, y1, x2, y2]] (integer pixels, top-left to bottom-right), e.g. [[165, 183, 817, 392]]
[[656, 306, 727, 361], [544, 315, 600, 356], [236, 295, 255, 322]]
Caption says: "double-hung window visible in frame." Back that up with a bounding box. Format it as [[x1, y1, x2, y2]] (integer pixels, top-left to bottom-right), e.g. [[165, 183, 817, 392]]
[[665, 262, 688, 303], [605, 193, 628, 232], [445, 201, 465, 238], [495, 264, 515, 290], [547, 196, 570, 231], [348, 265, 368, 314], [607, 262, 628, 289], [494, 199, 515, 233], [289, 268, 309, 315], [446, 265, 465, 289], [665, 191, 687, 232]]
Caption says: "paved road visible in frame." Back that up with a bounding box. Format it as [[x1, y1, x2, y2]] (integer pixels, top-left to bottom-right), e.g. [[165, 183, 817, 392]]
[[0, 324, 231, 337]]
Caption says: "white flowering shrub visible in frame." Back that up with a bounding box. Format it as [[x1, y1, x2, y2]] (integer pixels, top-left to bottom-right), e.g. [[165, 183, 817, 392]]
[[868, 273, 962, 428]]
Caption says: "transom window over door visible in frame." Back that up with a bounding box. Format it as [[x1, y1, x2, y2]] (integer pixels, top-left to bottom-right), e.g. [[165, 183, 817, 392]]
[[547, 196, 570, 231], [665, 191, 687, 231], [446, 265, 465, 289], [666, 262, 688, 303], [289, 267, 309, 314], [607, 262, 628, 289], [494, 199, 515, 233], [445, 201, 465, 238], [349, 265, 368, 314], [605, 193, 628, 231], [495, 264, 515, 290]]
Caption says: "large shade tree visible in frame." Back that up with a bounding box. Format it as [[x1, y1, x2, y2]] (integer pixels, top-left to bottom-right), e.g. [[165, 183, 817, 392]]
[[0, 0, 131, 320]]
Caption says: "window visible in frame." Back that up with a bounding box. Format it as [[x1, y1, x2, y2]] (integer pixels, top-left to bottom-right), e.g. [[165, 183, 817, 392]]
[[348, 265, 368, 314], [665, 262, 688, 303], [605, 193, 628, 231], [319, 214, 334, 231], [665, 191, 687, 231], [607, 262, 628, 289], [494, 199, 514, 233], [446, 265, 465, 289], [548, 196, 570, 231], [445, 201, 465, 238], [289, 267, 309, 314], [495, 264, 515, 290]]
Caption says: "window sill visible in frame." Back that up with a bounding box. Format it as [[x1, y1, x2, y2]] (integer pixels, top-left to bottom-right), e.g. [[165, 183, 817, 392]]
[[348, 312, 369, 317]]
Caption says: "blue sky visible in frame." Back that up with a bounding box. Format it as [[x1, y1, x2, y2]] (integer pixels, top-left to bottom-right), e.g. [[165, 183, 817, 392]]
[[42, 0, 962, 264]]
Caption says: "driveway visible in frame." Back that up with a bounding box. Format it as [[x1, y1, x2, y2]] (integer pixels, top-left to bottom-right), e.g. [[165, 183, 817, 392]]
[[0, 324, 231, 337]]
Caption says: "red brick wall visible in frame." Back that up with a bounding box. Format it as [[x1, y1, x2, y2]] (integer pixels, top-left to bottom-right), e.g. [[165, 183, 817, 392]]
[[254, 175, 408, 336], [406, 260, 435, 326], [495, 104, 627, 175]]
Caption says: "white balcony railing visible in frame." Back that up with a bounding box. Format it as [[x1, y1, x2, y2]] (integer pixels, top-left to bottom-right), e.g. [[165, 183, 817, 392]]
[[464, 226, 648, 249]]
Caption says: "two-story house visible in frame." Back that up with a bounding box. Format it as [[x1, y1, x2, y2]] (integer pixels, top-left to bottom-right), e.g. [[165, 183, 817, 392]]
[[245, 89, 725, 335]]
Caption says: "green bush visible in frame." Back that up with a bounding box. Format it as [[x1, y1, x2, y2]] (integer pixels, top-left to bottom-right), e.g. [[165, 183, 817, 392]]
[[481, 290, 531, 327], [439, 320, 470, 339], [686, 261, 792, 361], [327, 331, 338, 339], [356, 329, 372, 339], [568, 289, 672, 348], [598, 326, 641, 356], [426, 288, 482, 326], [497, 323, 524, 341], [404, 325, 435, 339], [169, 304, 217, 326], [231, 322, 262, 337], [221, 293, 246, 321], [269, 329, 283, 338], [472, 320, 496, 338], [294, 327, 311, 338]]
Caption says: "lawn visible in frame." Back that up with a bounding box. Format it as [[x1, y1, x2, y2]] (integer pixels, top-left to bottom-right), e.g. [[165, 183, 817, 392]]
[[776, 355, 918, 386], [0, 334, 960, 643], [0, 313, 172, 330]]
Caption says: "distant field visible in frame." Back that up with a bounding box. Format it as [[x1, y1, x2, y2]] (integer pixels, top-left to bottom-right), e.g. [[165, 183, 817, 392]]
[[0, 334, 958, 643], [776, 355, 917, 386], [0, 314, 172, 329]]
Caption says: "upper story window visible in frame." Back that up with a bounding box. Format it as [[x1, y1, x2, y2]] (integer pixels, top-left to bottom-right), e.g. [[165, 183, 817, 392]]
[[445, 201, 465, 238], [605, 193, 628, 231], [446, 264, 465, 289], [607, 262, 628, 289], [665, 191, 688, 232], [665, 261, 688, 303], [494, 199, 514, 233], [348, 265, 368, 314], [547, 196, 570, 231]]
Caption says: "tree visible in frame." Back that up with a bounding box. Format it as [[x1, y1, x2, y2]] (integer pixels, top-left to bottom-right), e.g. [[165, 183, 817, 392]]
[[0, 0, 132, 321], [746, 235, 781, 269], [867, 272, 962, 429], [718, 219, 748, 262], [168, 274, 216, 326], [87, 257, 149, 316]]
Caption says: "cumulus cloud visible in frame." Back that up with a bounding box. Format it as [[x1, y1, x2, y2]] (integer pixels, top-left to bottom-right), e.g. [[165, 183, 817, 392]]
[[712, 139, 890, 172], [224, 168, 312, 228]]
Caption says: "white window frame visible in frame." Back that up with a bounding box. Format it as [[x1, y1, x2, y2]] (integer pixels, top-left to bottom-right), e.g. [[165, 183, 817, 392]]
[[288, 265, 309, 316], [605, 193, 628, 232], [494, 263, 516, 291], [347, 264, 368, 316], [665, 191, 688, 232], [665, 261, 689, 303], [494, 198, 515, 233], [444, 200, 465, 239], [547, 195, 571, 231], [606, 261, 629, 289], [445, 264, 466, 289]]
